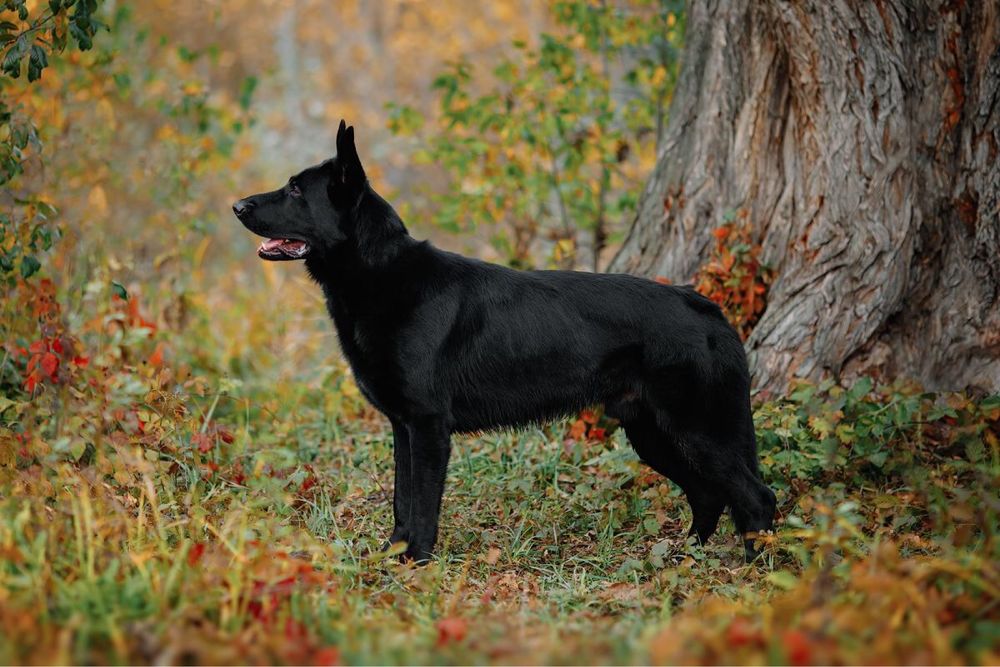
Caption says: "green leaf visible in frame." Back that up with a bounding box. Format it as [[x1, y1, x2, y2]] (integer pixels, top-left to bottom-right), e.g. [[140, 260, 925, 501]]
[[69, 18, 93, 51], [238, 75, 257, 111], [27, 43, 47, 81], [111, 280, 128, 300], [650, 538, 671, 558], [0, 21, 18, 46], [867, 449, 889, 467], [980, 394, 1000, 411], [29, 42, 47, 67], [0, 396, 17, 416], [965, 437, 985, 464], [19, 255, 40, 278], [766, 570, 799, 590], [848, 376, 874, 400], [2, 35, 28, 78]]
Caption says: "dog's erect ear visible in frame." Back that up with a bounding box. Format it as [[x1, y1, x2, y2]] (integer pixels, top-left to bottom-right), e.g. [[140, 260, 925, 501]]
[[327, 121, 365, 208], [333, 120, 365, 189], [329, 120, 365, 210], [336, 119, 346, 146], [328, 120, 366, 210]]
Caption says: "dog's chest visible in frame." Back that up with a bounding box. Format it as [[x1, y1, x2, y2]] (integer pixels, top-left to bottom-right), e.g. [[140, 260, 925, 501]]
[[322, 283, 445, 420], [332, 316, 410, 416]]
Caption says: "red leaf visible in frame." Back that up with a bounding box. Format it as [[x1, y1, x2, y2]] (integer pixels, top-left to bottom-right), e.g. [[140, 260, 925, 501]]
[[782, 629, 812, 666], [51, 338, 64, 354], [568, 419, 587, 440], [40, 353, 59, 380], [726, 618, 759, 647], [29, 340, 46, 354], [148, 343, 165, 367], [284, 618, 307, 640], [72, 355, 90, 368], [436, 617, 468, 647], [589, 426, 607, 441], [311, 647, 340, 666], [192, 433, 214, 453], [187, 542, 206, 566]]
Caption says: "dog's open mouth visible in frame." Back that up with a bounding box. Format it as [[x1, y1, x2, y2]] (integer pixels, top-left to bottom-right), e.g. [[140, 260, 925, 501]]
[[257, 238, 310, 261]]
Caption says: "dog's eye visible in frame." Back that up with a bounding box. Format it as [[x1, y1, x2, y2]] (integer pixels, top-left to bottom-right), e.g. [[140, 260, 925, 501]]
[[288, 181, 302, 198]]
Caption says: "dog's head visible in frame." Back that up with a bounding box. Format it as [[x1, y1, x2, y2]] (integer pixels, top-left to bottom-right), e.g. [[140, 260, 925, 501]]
[[233, 120, 366, 261]]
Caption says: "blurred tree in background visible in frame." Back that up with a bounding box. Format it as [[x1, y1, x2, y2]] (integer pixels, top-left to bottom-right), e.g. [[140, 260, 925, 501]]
[[389, 0, 684, 270], [1, 0, 102, 280], [1, 0, 256, 401]]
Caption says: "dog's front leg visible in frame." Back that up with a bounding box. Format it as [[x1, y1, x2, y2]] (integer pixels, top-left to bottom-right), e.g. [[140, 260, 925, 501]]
[[405, 417, 451, 563], [387, 418, 412, 549]]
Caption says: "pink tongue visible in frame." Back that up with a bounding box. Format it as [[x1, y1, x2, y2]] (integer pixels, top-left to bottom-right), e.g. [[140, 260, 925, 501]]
[[261, 238, 285, 251]]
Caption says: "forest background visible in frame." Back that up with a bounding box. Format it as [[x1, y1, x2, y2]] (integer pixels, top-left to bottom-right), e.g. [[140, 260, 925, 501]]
[[0, 1, 997, 664]]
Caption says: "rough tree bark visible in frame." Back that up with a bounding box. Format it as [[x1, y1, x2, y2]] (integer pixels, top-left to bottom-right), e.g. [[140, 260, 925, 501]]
[[609, 0, 1000, 395]]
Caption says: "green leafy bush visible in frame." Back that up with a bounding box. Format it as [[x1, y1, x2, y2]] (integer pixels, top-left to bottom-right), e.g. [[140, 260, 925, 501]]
[[389, 0, 684, 269]]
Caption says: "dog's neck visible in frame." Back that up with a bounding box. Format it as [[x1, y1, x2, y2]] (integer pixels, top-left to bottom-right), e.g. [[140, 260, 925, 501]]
[[304, 185, 420, 294]]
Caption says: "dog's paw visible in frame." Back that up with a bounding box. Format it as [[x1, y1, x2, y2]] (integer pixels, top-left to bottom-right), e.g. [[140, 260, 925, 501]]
[[742, 529, 774, 563], [403, 544, 435, 564]]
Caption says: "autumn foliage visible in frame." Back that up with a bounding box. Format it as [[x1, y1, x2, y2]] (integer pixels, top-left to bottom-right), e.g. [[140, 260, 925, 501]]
[[692, 212, 773, 341], [1, 1, 997, 665]]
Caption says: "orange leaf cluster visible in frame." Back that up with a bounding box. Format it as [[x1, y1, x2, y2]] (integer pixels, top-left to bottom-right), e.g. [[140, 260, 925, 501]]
[[692, 213, 773, 340], [567, 407, 613, 443]]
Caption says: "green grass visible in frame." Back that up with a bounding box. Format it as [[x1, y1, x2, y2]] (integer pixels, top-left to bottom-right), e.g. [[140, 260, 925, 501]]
[[1, 369, 997, 664]]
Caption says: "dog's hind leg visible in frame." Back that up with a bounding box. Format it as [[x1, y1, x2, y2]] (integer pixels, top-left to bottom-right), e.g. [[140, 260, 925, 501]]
[[622, 411, 726, 544], [726, 448, 777, 560], [671, 428, 776, 561]]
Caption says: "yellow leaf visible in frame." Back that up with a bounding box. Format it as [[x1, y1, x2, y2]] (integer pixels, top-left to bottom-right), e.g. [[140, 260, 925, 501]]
[[88, 186, 108, 215], [340, 376, 360, 399], [97, 98, 115, 125], [651, 66, 667, 87], [0, 435, 14, 468], [156, 124, 177, 141]]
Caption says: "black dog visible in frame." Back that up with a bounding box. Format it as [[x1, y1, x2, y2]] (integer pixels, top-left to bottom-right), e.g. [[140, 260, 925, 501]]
[[234, 121, 776, 562]]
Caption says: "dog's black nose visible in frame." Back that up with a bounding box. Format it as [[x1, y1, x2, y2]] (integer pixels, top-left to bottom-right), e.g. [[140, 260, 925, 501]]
[[232, 199, 254, 219]]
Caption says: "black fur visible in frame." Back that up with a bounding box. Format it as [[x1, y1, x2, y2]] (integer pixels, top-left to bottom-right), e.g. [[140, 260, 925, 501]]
[[234, 121, 776, 562]]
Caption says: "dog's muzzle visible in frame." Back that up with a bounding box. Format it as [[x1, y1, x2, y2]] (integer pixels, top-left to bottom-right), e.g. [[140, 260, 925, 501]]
[[232, 199, 254, 220]]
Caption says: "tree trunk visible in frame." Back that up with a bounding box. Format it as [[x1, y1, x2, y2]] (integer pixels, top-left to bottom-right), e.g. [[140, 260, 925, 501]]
[[609, 0, 1000, 396]]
